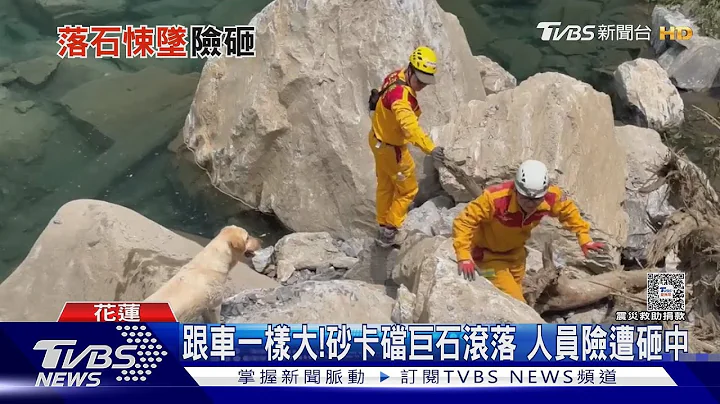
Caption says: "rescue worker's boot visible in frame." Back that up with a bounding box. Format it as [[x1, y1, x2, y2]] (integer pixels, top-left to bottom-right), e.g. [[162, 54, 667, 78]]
[[375, 226, 406, 248]]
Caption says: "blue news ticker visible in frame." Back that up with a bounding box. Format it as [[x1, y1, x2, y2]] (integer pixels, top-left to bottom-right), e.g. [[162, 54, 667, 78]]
[[0, 322, 718, 404]]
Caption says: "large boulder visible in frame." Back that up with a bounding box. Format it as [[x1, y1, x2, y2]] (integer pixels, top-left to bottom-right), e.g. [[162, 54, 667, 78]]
[[614, 58, 685, 132], [614, 125, 674, 264], [0, 199, 277, 321], [658, 36, 720, 92], [433, 71, 628, 247], [181, 0, 486, 240], [390, 233, 545, 323], [221, 280, 395, 323]]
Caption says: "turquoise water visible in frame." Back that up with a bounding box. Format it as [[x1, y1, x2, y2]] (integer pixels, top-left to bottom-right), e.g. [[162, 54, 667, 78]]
[[0, 0, 715, 282]]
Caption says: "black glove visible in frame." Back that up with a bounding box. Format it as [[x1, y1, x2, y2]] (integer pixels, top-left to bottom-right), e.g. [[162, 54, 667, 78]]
[[431, 147, 445, 164]]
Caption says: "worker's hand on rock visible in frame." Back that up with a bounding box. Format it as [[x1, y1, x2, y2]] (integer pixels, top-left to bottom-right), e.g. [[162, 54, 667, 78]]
[[458, 260, 477, 281], [431, 147, 445, 164], [581, 241, 606, 258]]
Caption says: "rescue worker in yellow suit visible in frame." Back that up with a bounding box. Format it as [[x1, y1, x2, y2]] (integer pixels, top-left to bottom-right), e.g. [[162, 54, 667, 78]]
[[369, 46, 446, 247], [452, 159, 606, 303]]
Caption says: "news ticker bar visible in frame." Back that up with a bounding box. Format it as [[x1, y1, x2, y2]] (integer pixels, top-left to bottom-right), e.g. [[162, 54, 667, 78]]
[[184, 367, 676, 387]]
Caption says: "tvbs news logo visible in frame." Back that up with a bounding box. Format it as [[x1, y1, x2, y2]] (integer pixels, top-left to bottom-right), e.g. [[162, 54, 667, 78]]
[[536, 22, 595, 41], [33, 325, 167, 387]]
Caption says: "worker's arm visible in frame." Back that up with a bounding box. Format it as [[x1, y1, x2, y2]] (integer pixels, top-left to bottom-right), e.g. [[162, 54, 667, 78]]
[[390, 95, 436, 155], [452, 191, 494, 261], [548, 188, 593, 246]]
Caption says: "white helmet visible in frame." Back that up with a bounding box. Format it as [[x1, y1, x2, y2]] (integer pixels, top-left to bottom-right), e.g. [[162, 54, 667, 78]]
[[515, 160, 549, 198]]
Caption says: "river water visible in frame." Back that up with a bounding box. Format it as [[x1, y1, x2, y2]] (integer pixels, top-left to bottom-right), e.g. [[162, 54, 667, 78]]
[[0, 0, 717, 282]]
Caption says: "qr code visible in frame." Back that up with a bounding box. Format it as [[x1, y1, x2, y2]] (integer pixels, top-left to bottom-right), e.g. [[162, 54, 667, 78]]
[[646, 272, 686, 312]]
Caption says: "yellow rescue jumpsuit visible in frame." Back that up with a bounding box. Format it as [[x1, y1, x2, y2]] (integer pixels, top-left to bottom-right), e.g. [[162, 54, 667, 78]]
[[452, 181, 594, 302], [369, 68, 436, 229]]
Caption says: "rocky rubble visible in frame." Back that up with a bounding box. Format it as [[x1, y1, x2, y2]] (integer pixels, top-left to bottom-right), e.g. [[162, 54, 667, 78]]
[[221, 280, 395, 323]]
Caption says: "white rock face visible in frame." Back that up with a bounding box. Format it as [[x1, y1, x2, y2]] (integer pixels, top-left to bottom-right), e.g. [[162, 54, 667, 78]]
[[434, 72, 629, 247], [181, 0, 486, 239]]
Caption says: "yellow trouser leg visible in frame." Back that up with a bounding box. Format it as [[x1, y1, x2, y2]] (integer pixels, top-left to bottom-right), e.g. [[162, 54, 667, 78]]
[[369, 131, 394, 226], [490, 262, 527, 303], [474, 248, 528, 303], [369, 133, 418, 229], [375, 171, 394, 226], [385, 147, 418, 228]]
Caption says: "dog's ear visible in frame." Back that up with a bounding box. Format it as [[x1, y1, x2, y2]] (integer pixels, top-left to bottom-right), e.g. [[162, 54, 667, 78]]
[[220, 226, 248, 252]]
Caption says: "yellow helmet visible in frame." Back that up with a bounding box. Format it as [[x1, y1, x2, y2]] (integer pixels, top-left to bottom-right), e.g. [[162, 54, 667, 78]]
[[409, 46, 437, 84]]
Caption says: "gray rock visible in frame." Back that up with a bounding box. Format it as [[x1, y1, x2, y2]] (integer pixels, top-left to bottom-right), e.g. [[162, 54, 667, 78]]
[[402, 198, 445, 236], [565, 304, 611, 324], [42, 58, 121, 100], [251, 246, 274, 273], [661, 37, 720, 92], [614, 58, 684, 132], [221, 280, 395, 323], [430, 203, 467, 237], [14, 100, 35, 113], [475, 55, 517, 94], [342, 242, 400, 285], [285, 268, 314, 285], [434, 72, 629, 248], [275, 260, 296, 283], [272, 232, 359, 282], [526, 220, 618, 274], [10, 56, 59, 87], [180, 0, 487, 240], [309, 265, 346, 282], [339, 237, 368, 258], [0, 70, 18, 85], [275, 232, 358, 270]]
